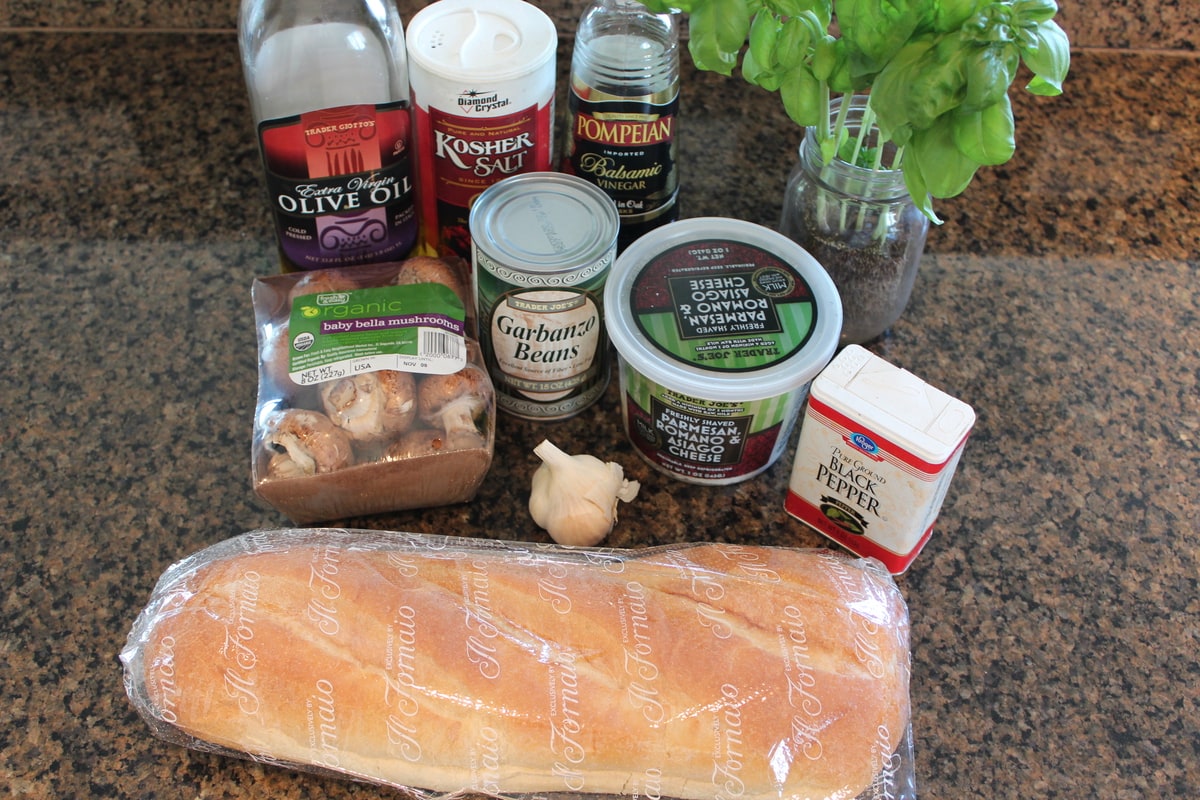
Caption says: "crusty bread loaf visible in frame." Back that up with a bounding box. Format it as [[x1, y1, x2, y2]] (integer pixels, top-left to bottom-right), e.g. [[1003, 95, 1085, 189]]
[[122, 529, 910, 800]]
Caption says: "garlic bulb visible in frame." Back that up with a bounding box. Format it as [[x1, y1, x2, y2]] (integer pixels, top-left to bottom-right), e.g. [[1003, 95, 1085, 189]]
[[528, 439, 640, 546]]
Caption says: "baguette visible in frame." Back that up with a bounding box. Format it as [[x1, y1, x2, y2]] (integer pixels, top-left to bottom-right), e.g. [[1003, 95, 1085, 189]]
[[122, 529, 911, 800]]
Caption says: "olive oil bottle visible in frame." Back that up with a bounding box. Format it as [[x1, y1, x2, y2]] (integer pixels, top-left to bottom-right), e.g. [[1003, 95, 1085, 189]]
[[238, 0, 419, 271]]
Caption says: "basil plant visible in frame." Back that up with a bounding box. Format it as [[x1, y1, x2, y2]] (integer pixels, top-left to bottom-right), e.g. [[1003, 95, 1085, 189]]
[[638, 0, 1071, 222]]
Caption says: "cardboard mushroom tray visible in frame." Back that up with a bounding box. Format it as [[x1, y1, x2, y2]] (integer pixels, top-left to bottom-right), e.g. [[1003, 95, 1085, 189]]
[[250, 259, 494, 524]]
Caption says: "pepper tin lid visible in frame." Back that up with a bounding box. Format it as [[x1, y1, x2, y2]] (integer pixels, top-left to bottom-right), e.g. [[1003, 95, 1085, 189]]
[[406, 0, 557, 81], [605, 217, 843, 402], [470, 173, 620, 284], [812, 344, 976, 465]]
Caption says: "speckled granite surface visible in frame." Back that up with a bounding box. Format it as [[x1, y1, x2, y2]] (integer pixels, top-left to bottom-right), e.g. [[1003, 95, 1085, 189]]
[[1, 21, 1198, 800], [2, 0, 1198, 51]]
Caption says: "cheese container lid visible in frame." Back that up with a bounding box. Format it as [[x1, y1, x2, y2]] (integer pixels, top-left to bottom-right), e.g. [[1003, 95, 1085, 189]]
[[605, 217, 842, 403], [811, 344, 976, 465]]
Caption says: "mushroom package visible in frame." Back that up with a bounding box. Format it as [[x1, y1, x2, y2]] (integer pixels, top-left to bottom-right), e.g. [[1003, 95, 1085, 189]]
[[250, 259, 495, 523]]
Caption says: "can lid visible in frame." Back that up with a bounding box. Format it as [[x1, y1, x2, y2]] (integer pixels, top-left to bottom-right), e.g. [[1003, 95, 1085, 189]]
[[406, 0, 557, 80], [470, 173, 620, 282], [812, 345, 976, 463], [604, 217, 842, 402]]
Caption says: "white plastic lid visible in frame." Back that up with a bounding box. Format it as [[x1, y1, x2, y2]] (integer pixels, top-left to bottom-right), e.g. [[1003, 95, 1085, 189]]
[[406, 0, 556, 79], [812, 345, 976, 463], [605, 217, 843, 403]]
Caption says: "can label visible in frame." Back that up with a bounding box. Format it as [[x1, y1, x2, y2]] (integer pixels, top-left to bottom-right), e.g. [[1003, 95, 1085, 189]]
[[785, 396, 965, 574], [258, 102, 418, 271], [475, 250, 611, 419]]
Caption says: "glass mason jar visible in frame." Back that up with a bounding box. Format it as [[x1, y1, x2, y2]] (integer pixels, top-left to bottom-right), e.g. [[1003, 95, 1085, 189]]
[[779, 96, 929, 345]]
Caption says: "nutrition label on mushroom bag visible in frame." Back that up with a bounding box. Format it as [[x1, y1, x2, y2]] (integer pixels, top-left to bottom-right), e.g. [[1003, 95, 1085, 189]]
[[286, 284, 467, 386]]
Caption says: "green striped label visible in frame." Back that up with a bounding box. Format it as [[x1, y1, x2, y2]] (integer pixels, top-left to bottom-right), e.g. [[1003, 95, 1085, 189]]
[[628, 240, 818, 372]]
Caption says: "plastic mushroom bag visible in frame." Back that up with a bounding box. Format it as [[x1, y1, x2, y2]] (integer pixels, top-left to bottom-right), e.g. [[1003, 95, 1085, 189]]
[[121, 528, 918, 800], [250, 259, 494, 523]]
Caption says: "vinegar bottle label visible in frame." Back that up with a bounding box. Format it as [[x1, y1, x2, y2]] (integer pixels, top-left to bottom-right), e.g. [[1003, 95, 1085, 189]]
[[258, 101, 418, 270], [564, 91, 679, 244]]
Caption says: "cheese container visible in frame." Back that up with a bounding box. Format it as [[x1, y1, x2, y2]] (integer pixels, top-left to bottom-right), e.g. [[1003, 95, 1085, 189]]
[[785, 345, 975, 574], [604, 217, 842, 485]]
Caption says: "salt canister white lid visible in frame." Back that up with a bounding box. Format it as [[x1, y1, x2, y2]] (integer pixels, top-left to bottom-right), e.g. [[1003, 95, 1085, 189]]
[[406, 0, 557, 81], [811, 344, 976, 465]]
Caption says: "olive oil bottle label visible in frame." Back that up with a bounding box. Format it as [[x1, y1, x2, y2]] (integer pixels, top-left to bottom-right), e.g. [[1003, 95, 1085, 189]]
[[258, 101, 418, 271]]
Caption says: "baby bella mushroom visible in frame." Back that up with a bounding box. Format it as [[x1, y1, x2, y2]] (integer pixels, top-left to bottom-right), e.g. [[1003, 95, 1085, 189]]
[[394, 256, 469, 310], [320, 370, 417, 443], [262, 408, 354, 478], [417, 364, 492, 447], [528, 439, 640, 547]]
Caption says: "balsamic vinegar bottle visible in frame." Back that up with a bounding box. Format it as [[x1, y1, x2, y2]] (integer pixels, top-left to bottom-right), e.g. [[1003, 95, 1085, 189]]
[[562, 0, 681, 252], [238, 0, 419, 271]]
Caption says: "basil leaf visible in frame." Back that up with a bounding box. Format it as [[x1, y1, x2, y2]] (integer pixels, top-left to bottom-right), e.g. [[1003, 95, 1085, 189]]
[[812, 34, 839, 82], [870, 39, 932, 142], [909, 116, 982, 198], [929, 0, 987, 33], [835, 0, 923, 77], [963, 44, 1019, 110], [775, 16, 814, 72], [906, 34, 970, 127], [872, 36, 969, 141], [1022, 20, 1070, 95], [748, 9, 782, 71], [952, 95, 1015, 165], [638, 0, 690, 11], [780, 67, 824, 128], [709, 0, 754, 54], [775, 0, 832, 22], [686, 3, 742, 75], [900, 154, 942, 225], [1014, 0, 1059, 25], [742, 47, 784, 91]]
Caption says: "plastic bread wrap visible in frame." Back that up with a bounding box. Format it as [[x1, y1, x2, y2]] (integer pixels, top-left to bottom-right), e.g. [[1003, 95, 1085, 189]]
[[250, 259, 494, 523], [121, 528, 917, 800]]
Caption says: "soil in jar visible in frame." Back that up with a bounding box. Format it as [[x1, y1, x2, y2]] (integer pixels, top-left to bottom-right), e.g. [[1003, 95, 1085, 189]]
[[796, 204, 912, 345]]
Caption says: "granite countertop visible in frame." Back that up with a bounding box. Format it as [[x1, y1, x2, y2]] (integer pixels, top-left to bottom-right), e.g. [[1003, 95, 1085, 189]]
[[2, 27, 1197, 800]]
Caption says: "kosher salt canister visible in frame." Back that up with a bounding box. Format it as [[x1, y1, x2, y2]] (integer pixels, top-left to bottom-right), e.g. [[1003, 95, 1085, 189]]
[[785, 344, 976, 574], [406, 0, 557, 261], [471, 172, 620, 420], [604, 217, 842, 485]]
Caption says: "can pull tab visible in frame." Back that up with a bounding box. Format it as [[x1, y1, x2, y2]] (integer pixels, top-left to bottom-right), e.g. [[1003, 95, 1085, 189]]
[[458, 10, 521, 69]]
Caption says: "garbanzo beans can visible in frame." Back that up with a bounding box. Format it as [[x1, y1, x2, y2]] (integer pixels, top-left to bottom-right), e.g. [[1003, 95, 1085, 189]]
[[470, 172, 620, 420]]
